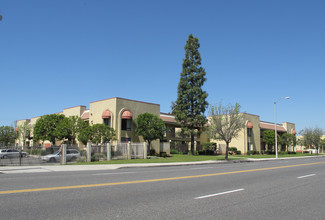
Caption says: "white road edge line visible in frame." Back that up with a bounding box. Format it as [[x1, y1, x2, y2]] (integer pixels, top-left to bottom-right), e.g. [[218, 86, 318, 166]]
[[297, 174, 316, 179], [92, 172, 137, 176], [194, 188, 245, 200]]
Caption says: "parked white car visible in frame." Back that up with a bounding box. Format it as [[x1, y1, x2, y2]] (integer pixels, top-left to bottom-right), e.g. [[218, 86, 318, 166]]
[[41, 149, 80, 162], [0, 149, 28, 159]]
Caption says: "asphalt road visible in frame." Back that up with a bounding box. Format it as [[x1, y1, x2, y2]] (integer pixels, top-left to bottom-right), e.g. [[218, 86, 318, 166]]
[[1, 158, 325, 220]]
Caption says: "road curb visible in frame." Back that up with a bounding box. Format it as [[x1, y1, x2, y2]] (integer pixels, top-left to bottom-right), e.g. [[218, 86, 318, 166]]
[[1, 155, 324, 174]]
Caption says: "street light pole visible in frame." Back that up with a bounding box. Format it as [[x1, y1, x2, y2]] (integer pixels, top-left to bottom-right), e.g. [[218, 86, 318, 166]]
[[274, 101, 278, 159], [274, 96, 290, 159]]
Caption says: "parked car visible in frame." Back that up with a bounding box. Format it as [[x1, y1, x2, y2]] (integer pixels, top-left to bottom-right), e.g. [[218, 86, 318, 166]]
[[0, 149, 28, 159], [41, 149, 80, 162]]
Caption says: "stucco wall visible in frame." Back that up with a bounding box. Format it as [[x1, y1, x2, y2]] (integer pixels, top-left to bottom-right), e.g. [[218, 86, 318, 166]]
[[63, 106, 87, 117], [89, 98, 161, 152], [207, 113, 261, 154]]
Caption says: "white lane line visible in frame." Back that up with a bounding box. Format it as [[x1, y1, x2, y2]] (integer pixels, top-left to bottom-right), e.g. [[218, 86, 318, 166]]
[[297, 174, 315, 179], [92, 172, 137, 176], [194, 188, 245, 200], [190, 167, 214, 170]]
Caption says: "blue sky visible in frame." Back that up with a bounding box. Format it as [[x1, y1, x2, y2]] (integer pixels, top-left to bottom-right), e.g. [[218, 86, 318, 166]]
[[1, 0, 324, 133]]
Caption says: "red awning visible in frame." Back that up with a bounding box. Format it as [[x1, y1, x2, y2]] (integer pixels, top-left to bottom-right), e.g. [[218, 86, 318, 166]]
[[247, 121, 253, 129], [102, 110, 111, 119], [81, 111, 89, 120], [122, 110, 132, 119]]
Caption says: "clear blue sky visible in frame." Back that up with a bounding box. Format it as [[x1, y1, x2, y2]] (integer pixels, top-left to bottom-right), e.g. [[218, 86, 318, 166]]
[[1, 0, 324, 133]]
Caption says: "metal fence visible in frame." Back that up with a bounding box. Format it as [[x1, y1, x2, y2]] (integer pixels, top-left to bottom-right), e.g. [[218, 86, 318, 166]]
[[87, 142, 147, 161], [130, 142, 145, 159], [0, 145, 81, 166], [0, 142, 147, 166], [0, 145, 43, 166]]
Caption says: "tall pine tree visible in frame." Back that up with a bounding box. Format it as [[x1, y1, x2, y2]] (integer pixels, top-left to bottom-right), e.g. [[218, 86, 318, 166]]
[[173, 34, 208, 155]]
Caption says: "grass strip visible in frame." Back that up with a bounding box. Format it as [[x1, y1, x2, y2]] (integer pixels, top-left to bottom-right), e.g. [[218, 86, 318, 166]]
[[72, 153, 321, 165]]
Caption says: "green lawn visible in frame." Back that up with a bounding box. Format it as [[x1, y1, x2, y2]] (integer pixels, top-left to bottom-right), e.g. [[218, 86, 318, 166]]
[[74, 154, 225, 165], [230, 152, 320, 159], [73, 153, 321, 165]]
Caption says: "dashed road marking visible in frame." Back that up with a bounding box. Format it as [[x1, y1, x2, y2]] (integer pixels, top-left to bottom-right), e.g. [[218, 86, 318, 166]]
[[297, 174, 315, 179], [1, 161, 325, 195], [195, 188, 245, 199]]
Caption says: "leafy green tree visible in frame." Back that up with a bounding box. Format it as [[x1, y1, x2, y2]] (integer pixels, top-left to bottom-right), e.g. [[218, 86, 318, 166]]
[[56, 116, 87, 144], [69, 116, 89, 144], [300, 128, 313, 149], [262, 130, 281, 152], [56, 117, 73, 143], [172, 34, 208, 155], [91, 124, 115, 145], [33, 114, 65, 145], [320, 138, 325, 153], [78, 124, 93, 145], [281, 133, 296, 152], [135, 113, 166, 154], [17, 121, 32, 148], [77, 124, 115, 146], [297, 136, 309, 152], [0, 126, 16, 147], [300, 127, 324, 155], [207, 102, 245, 160]]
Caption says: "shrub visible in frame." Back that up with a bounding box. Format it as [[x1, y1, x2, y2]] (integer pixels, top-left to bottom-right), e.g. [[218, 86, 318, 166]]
[[236, 150, 241, 155], [76, 156, 86, 163], [80, 150, 87, 157], [149, 149, 156, 156], [170, 149, 182, 154], [198, 149, 215, 155], [266, 150, 275, 155], [229, 147, 238, 152], [187, 151, 199, 156], [228, 147, 238, 155], [247, 150, 259, 155], [41, 148, 54, 156], [203, 142, 216, 150], [31, 149, 41, 155], [280, 151, 286, 155], [160, 152, 167, 157], [92, 153, 106, 161]]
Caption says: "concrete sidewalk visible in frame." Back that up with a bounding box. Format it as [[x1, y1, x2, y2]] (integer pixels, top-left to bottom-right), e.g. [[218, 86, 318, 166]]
[[0, 155, 324, 174], [0, 160, 224, 174]]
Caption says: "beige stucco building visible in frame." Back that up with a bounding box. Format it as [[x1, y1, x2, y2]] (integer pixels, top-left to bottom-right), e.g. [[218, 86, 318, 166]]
[[295, 135, 325, 153], [16, 97, 296, 155], [16, 98, 162, 151], [209, 113, 296, 154]]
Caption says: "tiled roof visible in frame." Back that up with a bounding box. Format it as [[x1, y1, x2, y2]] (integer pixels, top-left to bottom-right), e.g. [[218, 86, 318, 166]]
[[260, 121, 287, 132], [160, 113, 177, 124], [81, 110, 89, 120]]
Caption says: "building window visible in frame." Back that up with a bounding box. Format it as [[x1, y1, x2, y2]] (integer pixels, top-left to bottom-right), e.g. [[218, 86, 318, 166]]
[[121, 137, 131, 142], [247, 128, 252, 137], [247, 142, 251, 151], [103, 118, 111, 127], [122, 119, 132, 131], [168, 127, 175, 138]]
